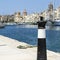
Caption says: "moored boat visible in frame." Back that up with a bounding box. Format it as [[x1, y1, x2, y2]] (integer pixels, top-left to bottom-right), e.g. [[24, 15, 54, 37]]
[[0, 23, 5, 28]]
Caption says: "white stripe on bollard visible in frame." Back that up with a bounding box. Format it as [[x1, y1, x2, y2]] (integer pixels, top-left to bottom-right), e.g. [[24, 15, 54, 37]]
[[38, 29, 46, 38]]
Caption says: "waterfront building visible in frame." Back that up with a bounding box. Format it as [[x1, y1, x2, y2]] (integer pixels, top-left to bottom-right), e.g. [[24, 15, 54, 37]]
[[56, 7, 60, 20], [40, 3, 60, 21], [7, 15, 14, 22], [0, 15, 14, 23], [1, 2, 60, 23], [14, 12, 23, 23], [0, 16, 2, 22], [48, 2, 53, 11], [50, 6, 60, 20], [40, 11, 48, 21], [40, 2, 54, 21], [23, 13, 40, 23], [22, 9, 27, 16], [1, 15, 8, 22], [14, 11, 40, 24]]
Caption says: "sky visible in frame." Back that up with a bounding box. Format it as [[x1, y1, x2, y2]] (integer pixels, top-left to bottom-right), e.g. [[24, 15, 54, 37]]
[[0, 0, 60, 15]]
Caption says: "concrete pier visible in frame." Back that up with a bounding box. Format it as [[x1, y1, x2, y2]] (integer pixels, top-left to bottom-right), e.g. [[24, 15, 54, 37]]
[[0, 35, 30, 48], [0, 35, 60, 60]]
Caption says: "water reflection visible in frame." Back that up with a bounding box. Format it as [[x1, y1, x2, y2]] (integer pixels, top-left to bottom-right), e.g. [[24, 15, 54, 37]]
[[46, 25, 60, 53]]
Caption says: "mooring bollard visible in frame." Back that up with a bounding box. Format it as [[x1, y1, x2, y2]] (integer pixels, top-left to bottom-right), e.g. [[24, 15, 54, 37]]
[[37, 21, 47, 60]]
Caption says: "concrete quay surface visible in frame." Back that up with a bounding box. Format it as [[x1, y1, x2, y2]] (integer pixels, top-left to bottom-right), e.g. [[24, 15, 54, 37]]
[[0, 35, 60, 60]]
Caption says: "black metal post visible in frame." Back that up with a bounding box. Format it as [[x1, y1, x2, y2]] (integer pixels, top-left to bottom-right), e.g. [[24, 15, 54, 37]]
[[37, 21, 47, 60]]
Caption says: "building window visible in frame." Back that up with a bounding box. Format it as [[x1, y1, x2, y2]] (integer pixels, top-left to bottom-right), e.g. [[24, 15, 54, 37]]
[[58, 14, 60, 17]]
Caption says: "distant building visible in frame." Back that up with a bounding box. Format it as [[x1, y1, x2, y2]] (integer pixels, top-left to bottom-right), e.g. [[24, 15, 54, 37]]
[[40, 2, 60, 21], [14, 12, 23, 23], [1, 15, 8, 22], [2, 2, 60, 23], [48, 2, 53, 20], [48, 2, 53, 11], [23, 13, 40, 23], [0, 16, 2, 22], [7, 15, 14, 22], [55, 7, 60, 20], [14, 11, 40, 23], [22, 9, 27, 16]]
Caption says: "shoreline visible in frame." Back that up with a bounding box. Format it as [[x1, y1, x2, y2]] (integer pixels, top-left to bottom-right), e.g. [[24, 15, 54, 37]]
[[0, 35, 37, 60], [0, 35, 32, 48], [0, 35, 60, 60], [47, 50, 60, 60]]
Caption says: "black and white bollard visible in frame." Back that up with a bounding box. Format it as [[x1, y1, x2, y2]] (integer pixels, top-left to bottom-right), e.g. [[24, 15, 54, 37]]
[[37, 21, 47, 60]]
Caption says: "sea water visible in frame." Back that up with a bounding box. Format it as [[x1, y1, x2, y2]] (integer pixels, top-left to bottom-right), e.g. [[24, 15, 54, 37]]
[[0, 25, 60, 53], [0, 25, 38, 45], [46, 26, 60, 53]]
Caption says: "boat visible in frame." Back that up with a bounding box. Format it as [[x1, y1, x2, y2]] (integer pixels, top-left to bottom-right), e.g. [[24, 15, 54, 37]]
[[52, 20, 60, 26], [0, 23, 5, 28], [6, 23, 16, 26]]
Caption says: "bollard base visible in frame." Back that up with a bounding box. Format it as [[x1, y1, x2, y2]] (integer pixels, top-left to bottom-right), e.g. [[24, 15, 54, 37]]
[[37, 38, 47, 60]]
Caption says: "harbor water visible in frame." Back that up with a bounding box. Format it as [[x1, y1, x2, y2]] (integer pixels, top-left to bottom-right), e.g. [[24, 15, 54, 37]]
[[0, 24, 60, 53], [0, 25, 38, 45], [46, 25, 60, 53]]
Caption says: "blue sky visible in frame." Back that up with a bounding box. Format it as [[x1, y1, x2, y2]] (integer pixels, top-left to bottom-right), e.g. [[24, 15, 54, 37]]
[[0, 0, 60, 15]]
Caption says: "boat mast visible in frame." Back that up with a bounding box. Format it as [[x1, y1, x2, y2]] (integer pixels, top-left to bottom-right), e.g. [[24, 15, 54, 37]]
[[53, 0, 55, 21]]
